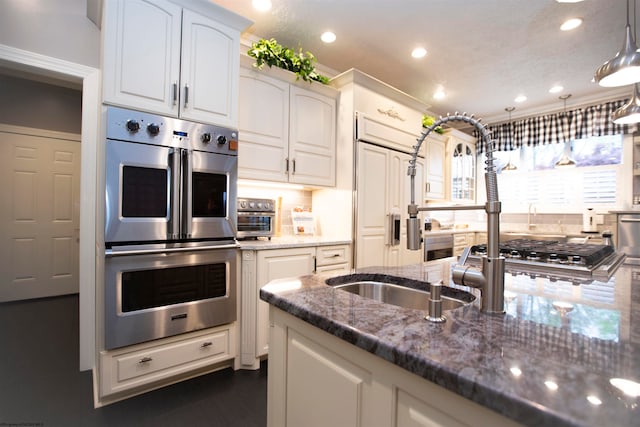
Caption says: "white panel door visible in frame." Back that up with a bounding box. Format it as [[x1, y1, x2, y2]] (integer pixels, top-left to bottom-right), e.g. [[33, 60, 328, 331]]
[[0, 126, 80, 302], [386, 150, 403, 267], [425, 137, 446, 200], [256, 247, 316, 356], [238, 69, 290, 182], [180, 10, 240, 127], [102, 0, 182, 115], [286, 329, 372, 427], [289, 86, 336, 186], [356, 143, 388, 268], [401, 155, 424, 265]]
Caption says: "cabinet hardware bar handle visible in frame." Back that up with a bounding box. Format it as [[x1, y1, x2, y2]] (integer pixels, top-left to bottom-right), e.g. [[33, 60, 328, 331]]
[[620, 218, 640, 223], [292, 159, 296, 174], [139, 357, 153, 364], [184, 84, 189, 108], [201, 342, 213, 348], [285, 158, 289, 173], [172, 82, 178, 106]]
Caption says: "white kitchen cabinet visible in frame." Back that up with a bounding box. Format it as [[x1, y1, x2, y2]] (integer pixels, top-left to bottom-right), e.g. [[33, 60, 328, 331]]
[[475, 232, 488, 245], [238, 64, 338, 187], [447, 129, 477, 204], [102, 0, 249, 128], [315, 244, 351, 273], [255, 247, 316, 359], [240, 244, 351, 369], [356, 143, 424, 268], [454, 232, 475, 257], [422, 261, 446, 284], [99, 325, 235, 404], [267, 307, 519, 427], [425, 132, 447, 200]]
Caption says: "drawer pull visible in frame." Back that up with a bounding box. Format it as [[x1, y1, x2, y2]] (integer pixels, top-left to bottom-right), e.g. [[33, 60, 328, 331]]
[[201, 341, 213, 348], [329, 253, 340, 257], [139, 357, 153, 364]]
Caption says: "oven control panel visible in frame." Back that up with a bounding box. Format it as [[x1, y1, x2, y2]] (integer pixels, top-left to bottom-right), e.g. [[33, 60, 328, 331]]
[[106, 105, 238, 155]]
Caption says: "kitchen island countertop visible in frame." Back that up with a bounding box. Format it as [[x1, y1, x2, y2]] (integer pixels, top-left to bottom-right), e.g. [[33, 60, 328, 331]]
[[260, 262, 640, 427]]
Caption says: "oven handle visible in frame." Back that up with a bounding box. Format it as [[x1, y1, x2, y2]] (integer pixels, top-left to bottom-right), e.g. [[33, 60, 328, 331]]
[[168, 148, 181, 240], [182, 149, 193, 239], [620, 218, 640, 223], [106, 243, 240, 257]]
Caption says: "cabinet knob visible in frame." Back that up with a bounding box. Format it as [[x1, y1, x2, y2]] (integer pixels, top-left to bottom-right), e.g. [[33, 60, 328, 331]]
[[147, 123, 160, 135], [126, 119, 140, 132]]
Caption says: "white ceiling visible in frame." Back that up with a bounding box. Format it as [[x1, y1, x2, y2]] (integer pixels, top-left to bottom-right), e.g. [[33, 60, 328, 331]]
[[211, 0, 634, 124]]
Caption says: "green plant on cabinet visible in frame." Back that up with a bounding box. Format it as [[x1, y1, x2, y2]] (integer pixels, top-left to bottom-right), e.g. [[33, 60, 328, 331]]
[[248, 38, 329, 84], [422, 114, 444, 134]]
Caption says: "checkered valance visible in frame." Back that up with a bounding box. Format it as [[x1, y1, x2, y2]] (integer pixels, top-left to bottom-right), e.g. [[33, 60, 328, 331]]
[[474, 99, 639, 154]]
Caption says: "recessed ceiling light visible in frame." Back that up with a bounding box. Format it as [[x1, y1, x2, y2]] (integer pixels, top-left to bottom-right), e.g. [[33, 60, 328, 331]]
[[411, 47, 427, 59], [549, 85, 564, 93], [514, 95, 527, 103], [252, 0, 272, 12], [560, 18, 583, 31], [433, 89, 446, 100], [321, 31, 336, 43], [556, 0, 584, 3]]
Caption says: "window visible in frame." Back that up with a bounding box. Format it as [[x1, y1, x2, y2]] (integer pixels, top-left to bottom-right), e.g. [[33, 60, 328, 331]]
[[486, 134, 625, 212]]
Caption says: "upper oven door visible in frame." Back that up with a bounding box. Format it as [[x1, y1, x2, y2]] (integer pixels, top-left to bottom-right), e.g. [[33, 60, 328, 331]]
[[187, 150, 237, 240], [105, 139, 175, 244]]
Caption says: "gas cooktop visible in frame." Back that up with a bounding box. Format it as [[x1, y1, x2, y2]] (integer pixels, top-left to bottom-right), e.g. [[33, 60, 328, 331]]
[[467, 238, 625, 283]]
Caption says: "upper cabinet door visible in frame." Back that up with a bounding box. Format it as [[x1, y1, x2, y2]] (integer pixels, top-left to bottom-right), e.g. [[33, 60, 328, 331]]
[[237, 69, 290, 182], [180, 10, 240, 128], [288, 86, 336, 186], [102, 0, 182, 116], [425, 135, 446, 200]]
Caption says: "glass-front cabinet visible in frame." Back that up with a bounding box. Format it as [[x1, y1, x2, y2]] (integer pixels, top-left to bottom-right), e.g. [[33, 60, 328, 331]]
[[447, 129, 476, 203]]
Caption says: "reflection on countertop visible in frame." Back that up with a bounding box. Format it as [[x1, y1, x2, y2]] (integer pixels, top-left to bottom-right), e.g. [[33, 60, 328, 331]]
[[260, 261, 640, 427]]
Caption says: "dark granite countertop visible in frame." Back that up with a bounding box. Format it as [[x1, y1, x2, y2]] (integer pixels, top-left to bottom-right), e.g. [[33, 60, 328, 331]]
[[260, 262, 640, 427]]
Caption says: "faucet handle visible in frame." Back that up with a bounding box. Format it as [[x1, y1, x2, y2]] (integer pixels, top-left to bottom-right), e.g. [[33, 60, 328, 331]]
[[458, 246, 472, 265]]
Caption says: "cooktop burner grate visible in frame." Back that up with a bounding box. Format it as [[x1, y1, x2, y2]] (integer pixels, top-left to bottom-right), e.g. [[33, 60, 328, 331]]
[[472, 238, 615, 266]]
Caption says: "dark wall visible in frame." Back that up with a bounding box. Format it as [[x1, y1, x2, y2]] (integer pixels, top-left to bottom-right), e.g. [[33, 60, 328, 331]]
[[0, 74, 82, 134]]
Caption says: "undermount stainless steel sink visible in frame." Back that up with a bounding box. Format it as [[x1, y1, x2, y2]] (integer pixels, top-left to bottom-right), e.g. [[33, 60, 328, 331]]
[[326, 274, 476, 312]]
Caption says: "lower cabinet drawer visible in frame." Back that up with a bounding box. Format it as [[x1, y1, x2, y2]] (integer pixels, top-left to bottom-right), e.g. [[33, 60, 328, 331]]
[[100, 326, 234, 397], [316, 245, 350, 266], [454, 233, 469, 247], [316, 262, 350, 274]]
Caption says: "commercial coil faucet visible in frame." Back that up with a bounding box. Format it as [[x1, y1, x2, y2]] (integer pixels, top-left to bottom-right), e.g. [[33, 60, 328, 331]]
[[407, 113, 505, 314]]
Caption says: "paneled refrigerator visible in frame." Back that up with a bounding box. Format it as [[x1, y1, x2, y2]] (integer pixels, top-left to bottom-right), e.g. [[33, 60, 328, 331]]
[[354, 135, 424, 268]]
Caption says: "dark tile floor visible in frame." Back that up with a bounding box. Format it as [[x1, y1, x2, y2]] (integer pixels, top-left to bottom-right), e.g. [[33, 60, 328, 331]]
[[0, 294, 267, 427]]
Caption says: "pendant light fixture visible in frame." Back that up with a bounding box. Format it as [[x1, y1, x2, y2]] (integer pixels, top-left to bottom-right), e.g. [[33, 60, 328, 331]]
[[502, 107, 518, 172], [555, 95, 576, 168], [612, 83, 640, 123], [594, 0, 640, 87], [612, 0, 640, 124]]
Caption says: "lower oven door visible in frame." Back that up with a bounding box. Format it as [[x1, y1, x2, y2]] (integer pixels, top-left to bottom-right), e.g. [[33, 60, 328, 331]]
[[104, 246, 238, 350]]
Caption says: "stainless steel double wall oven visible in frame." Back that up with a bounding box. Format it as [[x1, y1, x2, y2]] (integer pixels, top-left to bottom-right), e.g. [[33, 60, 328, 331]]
[[104, 106, 239, 350]]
